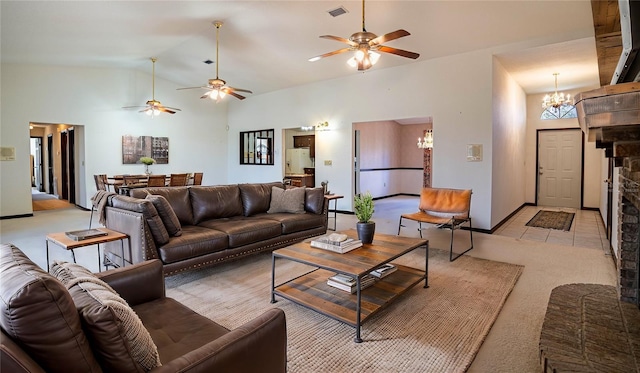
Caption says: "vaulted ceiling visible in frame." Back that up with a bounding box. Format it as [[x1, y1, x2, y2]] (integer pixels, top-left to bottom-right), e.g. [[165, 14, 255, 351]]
[[1, 1, 612, 97]]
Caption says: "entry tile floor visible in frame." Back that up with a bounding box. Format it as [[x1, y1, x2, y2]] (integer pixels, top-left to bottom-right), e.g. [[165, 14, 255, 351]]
[[494, 205, 610, 253]]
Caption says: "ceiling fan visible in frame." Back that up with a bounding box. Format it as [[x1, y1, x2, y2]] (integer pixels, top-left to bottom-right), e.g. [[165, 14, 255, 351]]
[[177, 21, 252, 102], [122, 57, 181, 116], [309, 0, 420, 71]]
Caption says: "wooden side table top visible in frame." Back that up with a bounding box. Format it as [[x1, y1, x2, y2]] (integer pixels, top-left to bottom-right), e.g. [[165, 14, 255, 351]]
[[46, 228, 127, 250], [324, 194, 344, 201]]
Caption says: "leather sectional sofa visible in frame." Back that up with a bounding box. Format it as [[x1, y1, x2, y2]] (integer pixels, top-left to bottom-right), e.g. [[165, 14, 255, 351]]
[[0, 244, 287, 373], [103, 182, 328, 276]]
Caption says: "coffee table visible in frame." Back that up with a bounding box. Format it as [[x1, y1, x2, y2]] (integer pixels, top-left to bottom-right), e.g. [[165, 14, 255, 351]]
[[271, 230, 428, 342]]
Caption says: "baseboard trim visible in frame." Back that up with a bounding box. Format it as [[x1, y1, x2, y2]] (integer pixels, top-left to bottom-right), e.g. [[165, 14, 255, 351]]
[[0, 213, 34, 220], [489, 203, 531, 234]]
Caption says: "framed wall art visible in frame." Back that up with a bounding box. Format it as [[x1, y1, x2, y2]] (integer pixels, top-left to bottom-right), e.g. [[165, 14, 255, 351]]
[[122, 135, 169, 164]]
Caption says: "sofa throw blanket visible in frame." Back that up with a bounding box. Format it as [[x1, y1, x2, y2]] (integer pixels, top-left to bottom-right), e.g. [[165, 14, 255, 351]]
[[91, 190, 117, 225]]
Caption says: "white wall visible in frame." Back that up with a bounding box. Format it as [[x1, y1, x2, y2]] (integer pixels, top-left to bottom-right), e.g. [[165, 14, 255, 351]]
[[491, 58, 527, 227], [1, 63, 227, 216], [524, 89, 602, 208], [226, 48, 495, 229]]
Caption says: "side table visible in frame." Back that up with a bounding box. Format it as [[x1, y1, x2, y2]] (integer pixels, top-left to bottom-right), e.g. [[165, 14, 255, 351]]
[[324, 194, 344, 231], [45, 228, 129, 272]]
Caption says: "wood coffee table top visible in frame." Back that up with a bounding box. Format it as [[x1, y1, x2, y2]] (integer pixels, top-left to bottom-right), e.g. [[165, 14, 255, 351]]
[[274, 229, 427, 277]]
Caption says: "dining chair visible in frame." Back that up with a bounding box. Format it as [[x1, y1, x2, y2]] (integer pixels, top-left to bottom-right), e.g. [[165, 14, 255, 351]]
[[90, 174, 109, 228], [169, 173, 189, 186], [146, 174, 167, 187], [192, 172, 203, 186], [122, 175, 141, 186], [94, 174, 108, 192]]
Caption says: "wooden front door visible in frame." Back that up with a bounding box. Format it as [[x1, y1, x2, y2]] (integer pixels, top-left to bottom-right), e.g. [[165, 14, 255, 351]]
[[537, 129, 582, 208]]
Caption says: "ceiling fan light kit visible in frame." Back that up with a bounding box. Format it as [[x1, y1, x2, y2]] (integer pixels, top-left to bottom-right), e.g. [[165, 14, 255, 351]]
[[122, 57, 181, 117], [309, 0, 419, 71], [177, 21, 252, 102]]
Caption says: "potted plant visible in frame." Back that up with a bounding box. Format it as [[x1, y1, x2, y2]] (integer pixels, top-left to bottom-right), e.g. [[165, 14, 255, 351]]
[[354, 191, 375, 244], [139, 157, 156, 175]]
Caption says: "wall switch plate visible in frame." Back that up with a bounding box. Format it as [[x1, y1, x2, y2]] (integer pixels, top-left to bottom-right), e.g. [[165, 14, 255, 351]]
[[324, 160, 332, 166]]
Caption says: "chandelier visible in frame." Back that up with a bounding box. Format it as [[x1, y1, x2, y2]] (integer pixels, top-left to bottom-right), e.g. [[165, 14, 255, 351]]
[[417, 129, 433, 149], [542, 73, 572, 109]]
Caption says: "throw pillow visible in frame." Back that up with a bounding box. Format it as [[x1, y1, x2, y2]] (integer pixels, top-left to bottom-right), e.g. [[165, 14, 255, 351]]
[[0, 244, 101, 373], [51, 261, 162, 372], [145, 194, 182, 237], [111, 196, 169, 246], [267, 186, 306, 214]]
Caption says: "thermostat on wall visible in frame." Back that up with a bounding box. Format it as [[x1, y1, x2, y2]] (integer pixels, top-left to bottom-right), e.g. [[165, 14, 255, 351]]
[[0, 147, 16, 161]]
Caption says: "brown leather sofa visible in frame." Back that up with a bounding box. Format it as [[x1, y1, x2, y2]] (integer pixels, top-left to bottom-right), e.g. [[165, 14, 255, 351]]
[[0, 244, 287, 373], [103, 182, 328, 276]]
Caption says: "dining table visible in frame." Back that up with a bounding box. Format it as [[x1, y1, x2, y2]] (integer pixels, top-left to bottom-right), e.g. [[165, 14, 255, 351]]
[[107, 174, 194, 195]]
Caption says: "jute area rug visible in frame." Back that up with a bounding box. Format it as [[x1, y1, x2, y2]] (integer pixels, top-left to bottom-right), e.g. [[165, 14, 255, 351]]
[[166, 248, 523, 372], [525, 210, 575, 231]]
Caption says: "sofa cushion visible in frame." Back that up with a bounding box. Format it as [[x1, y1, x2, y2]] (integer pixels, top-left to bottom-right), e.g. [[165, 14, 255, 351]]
[[199, 217, 282, 248], [267, 186, 306, 214], [239, 182, 282, 216], [304, 187, 325, 214], [133, 297, 230, 363], [131, 187, 194, 225], [145, 194, 182, 237], [51, 261, 162, 372], [0, 244, 101, 373], [190, 185, 244, 224], [156, 225, 229, 264], [259, 212, 326, 234], [111, 196, 169, 246]]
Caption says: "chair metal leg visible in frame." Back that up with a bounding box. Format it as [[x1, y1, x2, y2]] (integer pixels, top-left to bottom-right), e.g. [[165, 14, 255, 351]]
[[89, 207, 95, 229], [397, 216, 404, 235], [449, 218, 474, 262]]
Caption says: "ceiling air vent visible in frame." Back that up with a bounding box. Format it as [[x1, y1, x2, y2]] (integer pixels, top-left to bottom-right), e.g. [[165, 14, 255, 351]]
[[327, 6, 348, 17]]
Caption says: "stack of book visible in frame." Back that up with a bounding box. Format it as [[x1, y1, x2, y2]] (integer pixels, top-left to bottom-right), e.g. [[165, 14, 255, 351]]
[[369, 263, 397, 278], [326, 273, 376, 294], [310, 233, 362, 254]]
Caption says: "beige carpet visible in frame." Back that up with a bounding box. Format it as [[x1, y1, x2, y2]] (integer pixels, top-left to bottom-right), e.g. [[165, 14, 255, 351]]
[[165, 248, 523, 372]]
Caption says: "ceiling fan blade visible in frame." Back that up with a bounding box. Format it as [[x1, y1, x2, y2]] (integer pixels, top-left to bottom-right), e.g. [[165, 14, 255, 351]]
[[200, 91, 212, 99], [122, 105, 145, 109], [227, 86, 253, 94], [225, 90, 247, 100], [320, 35, 358, 47], [377, 45, 420, 59], [369, 29, 410, 46], [162, 106, 181, 112], [309, 48, 352, 62], [159, 107, 177, 114], [177, 86, 208, 91]]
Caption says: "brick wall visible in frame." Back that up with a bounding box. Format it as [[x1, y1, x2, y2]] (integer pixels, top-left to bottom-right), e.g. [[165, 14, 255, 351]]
[[619, 171, 640, 307]]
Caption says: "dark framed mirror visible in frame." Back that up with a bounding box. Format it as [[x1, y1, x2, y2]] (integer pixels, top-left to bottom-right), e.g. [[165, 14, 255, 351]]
[[240, 129, 274, 165]]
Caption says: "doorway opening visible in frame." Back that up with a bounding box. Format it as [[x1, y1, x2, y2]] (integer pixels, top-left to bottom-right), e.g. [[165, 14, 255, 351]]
[[282, 128, 316, 187], [353, 117, 432, 199], [29, 123, 85, 211]]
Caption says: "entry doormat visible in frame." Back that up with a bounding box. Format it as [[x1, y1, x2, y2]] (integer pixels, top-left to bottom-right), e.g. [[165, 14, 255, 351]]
[[526, 210, 575, 231]]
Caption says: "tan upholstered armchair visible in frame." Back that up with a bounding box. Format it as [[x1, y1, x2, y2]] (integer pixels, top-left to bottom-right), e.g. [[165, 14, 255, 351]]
[[397, 187, 473, 261]]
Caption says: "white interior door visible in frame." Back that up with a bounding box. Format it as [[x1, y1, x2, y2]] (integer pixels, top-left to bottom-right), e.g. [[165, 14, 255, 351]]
[[537, 129, 582, 208]]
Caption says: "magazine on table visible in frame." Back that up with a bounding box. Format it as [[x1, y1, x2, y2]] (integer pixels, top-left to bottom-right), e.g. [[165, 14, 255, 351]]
[[326, 273, 376, 294], [370, 263, 397, 278], [310, 233, 362, 253]]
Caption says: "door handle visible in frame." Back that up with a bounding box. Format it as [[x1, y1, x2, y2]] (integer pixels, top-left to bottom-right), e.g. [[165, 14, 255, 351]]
[[539, 172, 543, 175]]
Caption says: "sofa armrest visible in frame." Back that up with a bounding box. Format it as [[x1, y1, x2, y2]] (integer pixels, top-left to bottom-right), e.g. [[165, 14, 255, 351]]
[[1, 331, 46, 373], [96, 259, 165, 305], [152, 308, 287, 373], [104, 206, 159, 267]]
